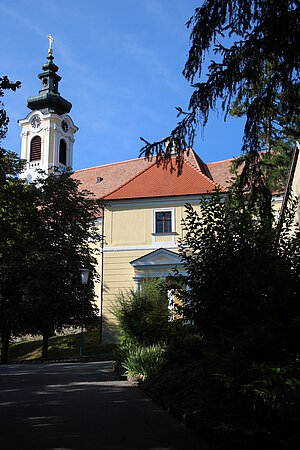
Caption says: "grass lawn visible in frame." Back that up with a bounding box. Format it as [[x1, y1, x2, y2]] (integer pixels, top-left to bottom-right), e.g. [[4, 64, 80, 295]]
[[8, 323, 118, 363]]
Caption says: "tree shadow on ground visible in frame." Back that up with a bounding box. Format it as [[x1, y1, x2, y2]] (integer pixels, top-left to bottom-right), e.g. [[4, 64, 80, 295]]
[[0, 362, 210, 450]]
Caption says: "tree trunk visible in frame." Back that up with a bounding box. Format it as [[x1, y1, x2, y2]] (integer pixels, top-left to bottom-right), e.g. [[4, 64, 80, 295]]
[[42, 329, 49, 360], [0, 330, 10, 364]]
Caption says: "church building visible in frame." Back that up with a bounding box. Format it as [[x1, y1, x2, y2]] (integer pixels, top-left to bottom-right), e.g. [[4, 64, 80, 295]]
[[18, 40, 295, 324]]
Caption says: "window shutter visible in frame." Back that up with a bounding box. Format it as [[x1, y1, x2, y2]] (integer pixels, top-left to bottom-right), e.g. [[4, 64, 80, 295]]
[[30, 136, 41, 161]]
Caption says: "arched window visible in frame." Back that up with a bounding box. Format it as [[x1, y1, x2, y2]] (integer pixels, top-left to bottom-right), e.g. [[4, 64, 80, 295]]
[[59, 139, 67, 165], [30, 136, 41, 161]]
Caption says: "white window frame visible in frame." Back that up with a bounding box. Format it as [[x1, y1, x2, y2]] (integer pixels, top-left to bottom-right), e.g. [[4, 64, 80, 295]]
[[152, 207, 175, 235]]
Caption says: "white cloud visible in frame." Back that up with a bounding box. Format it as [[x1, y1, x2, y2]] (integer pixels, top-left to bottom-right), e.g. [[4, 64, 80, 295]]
[[121, 34, 180, 92], [0, 5, 45, 39]]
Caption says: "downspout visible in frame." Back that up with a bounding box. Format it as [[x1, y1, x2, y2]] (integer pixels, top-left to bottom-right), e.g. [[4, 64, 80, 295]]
[[99, 205, 105, 344]]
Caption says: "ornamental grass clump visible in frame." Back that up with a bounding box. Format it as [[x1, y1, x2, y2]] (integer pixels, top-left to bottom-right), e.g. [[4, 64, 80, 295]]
[[122, 343, 165, 381]]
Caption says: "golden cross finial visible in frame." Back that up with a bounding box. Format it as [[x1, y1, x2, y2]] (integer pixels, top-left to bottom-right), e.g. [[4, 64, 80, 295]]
[[47, 34, 54, 55]]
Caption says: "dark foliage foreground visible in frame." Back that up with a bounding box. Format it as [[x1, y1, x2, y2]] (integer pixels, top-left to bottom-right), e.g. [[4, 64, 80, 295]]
[[143, 330, 300, 450], [114, 196, 300, 449]]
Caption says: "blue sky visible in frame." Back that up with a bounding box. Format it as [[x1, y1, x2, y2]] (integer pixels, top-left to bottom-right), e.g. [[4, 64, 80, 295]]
[[1, 0, 245, 170]]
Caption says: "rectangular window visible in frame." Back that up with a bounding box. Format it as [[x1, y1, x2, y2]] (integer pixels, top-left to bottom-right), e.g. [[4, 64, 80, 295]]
[[156, 211, 172, 233]]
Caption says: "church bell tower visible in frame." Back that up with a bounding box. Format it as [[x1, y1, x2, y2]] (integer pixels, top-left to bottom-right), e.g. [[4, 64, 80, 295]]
[[19, 35, 78, 182]]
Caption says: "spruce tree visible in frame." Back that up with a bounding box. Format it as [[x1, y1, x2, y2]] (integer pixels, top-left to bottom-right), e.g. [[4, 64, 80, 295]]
[[140, 1, 299, 212]]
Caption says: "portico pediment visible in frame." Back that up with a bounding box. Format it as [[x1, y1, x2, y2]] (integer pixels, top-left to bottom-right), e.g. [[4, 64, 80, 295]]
[[130, 248, 184, 270]]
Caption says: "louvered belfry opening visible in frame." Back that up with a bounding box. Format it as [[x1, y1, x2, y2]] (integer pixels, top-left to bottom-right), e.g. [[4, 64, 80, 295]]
[[59, 139, 67, 165], [30, 136, 42, 161]]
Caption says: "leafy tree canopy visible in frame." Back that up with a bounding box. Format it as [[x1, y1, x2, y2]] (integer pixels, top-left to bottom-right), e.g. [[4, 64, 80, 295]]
[[25, 170, 102, 358], [0, 74, 102, 362], [179, 193, 300, 363], [0, 75, 33, 363]]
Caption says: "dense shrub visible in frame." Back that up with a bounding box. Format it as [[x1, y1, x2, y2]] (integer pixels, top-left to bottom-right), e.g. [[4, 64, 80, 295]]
[[112, 198, 300, 447], [179, 195, 300, 364], [112, 278, 169, 347]]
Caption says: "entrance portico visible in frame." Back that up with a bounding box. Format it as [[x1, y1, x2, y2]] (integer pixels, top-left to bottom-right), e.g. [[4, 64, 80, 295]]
[[130, 248, 187, 318], [130, 248, 186, 290]]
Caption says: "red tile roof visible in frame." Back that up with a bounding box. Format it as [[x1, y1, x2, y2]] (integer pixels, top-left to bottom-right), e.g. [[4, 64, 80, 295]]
[[207, 158, 235, 189], [103, 156, 222, 200], [187, 149, 214, 179], [72, 149, 228, 201], [73, 157, 155, 198]]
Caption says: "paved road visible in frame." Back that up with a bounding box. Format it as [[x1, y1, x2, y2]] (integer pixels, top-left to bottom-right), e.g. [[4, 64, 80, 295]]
[[0, 362, 211, 450]]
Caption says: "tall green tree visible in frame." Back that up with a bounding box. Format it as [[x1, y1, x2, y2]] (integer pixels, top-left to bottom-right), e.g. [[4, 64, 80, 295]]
[[230, 71, 299, 193], [25, 171, 102, 359], [0, 75, 34, 363], [177, 191, 300, 441], [179, 193, 300, 363], [0, 75, 102, 361], [140, 1, 299, 215], [0, 150, 37, 363]]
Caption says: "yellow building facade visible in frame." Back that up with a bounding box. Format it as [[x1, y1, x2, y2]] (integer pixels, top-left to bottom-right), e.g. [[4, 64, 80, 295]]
[[100, 197, 204, 321], [73, 149, 226, 322]]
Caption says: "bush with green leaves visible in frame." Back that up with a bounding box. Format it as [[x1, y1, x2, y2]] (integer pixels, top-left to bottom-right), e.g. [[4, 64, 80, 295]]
[[112, 278, 169, 347], [167, 192, 300, 446], [241, 362, 300, 419], [179, 193, 300, 365]]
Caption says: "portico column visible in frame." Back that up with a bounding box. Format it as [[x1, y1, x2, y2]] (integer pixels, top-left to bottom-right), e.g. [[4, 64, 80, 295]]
[[133, 277, 141, 294]]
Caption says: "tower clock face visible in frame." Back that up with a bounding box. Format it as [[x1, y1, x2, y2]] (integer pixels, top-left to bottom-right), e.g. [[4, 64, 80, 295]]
[[30, 115, 41, 129], [61, 120, 69, 133]]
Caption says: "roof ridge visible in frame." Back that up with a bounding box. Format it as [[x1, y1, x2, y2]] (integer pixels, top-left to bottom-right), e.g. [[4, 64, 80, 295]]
[[184, 158, 222, 190], [207, 156, 235, 166], [186, 148, 202, 172], [102, 159, 156, 199], [184, 158, 202, 174], [186, 148, 217, 182], [74, 155, 154, 173]]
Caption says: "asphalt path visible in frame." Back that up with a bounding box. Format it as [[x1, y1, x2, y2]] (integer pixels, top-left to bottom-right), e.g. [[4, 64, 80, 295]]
[[0, 361, 212, 450]]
